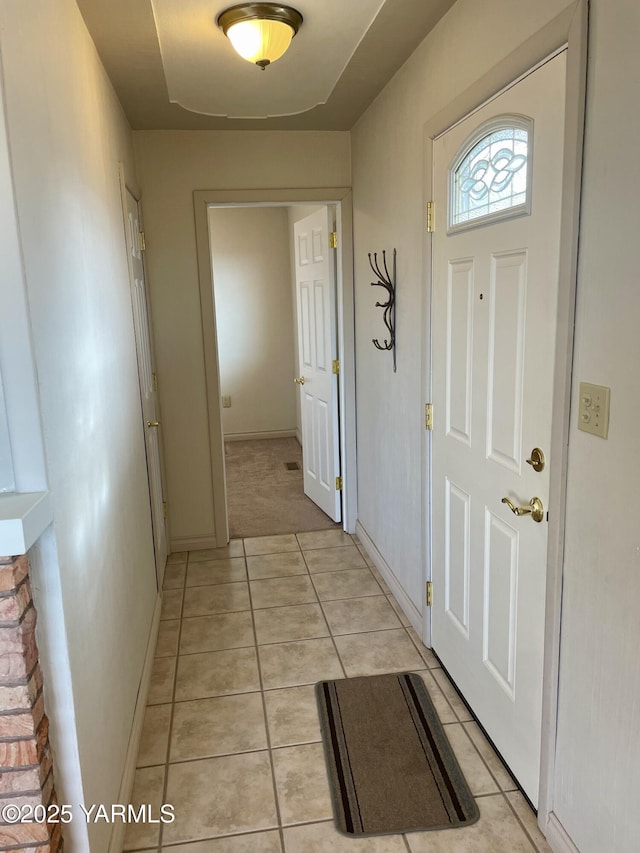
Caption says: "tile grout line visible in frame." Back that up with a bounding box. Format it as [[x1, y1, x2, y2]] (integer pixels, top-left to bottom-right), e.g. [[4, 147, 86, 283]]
[[179, 581, 393, 616], [502, 792, 546, 852], [453, 721, 511, 796], [460, 719, 520, 794], [401, 831, 413, 852], [299, 546, 349, 680], [159, 824, 283, 849], [147, 739, 324, 768], [173, 594, 405, 638], [244, 536, 289, 853], [492, 793, 539, 852], [403, 622, 439, 668], [135, 556, 184, 851], [256, 623, 409, 649], [173, 567, 393, 599], [156, 548, 191, 851]]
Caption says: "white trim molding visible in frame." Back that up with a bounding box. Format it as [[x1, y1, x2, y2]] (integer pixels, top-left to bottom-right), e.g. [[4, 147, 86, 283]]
[[193, 187, 357, 543], [224, 429, 297, 442], [545, 812, 581, 853], [170, 534, 219, 552], [356, 521, 422, 633], [108, 593, 162, 853]]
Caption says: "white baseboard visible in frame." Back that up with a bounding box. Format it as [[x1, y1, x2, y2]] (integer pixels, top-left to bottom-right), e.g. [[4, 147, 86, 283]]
[[171, 535, 218, 551], [295, 429, 302, 446], [355, 522, 422, 633], [224, 430, 297, 442], [108, 593, 162, 853], [545, 813, 581, 853]]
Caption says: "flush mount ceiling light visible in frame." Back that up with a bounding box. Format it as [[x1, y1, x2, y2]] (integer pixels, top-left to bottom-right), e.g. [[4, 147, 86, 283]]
[[217, 3, 303, 70]]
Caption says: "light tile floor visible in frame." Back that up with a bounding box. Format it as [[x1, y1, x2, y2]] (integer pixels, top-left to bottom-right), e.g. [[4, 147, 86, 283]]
[[127, 530, 551, 852]]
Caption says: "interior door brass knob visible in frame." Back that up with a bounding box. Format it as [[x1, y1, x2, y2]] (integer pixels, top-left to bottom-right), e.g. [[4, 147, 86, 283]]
[[294, 376, 305, 385], [147, 420, 160, 428], [501, 496, 544, 523]]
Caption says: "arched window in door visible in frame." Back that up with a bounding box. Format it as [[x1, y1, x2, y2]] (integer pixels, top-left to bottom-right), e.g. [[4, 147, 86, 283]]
[[448, 115, 533, 232]]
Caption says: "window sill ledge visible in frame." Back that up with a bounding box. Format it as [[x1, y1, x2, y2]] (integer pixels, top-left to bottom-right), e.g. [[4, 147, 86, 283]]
[[0, 492, 52, 556]]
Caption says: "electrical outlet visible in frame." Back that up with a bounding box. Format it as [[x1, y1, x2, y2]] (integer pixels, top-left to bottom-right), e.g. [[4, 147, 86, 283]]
[[578, 382, 610, 438], [222, 395, 231, 408]]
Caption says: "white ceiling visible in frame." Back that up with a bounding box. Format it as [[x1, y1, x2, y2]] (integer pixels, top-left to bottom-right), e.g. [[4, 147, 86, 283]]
[[152, 0, 386, 119], [77, 0, 458, 130]]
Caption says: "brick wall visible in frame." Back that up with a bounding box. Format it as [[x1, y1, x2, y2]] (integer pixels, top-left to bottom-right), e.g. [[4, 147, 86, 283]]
[[0, 555, 63, 851]]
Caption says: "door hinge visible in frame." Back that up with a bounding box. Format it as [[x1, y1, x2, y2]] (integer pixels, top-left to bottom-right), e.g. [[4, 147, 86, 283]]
[[332, 359, 340, 375], [329, 231, 338, 249], [152, 372, 158, 392], [162, 501, 168, 519], [426, 581, 433, 607], [425, 403, 434, 430], [426, 201, 435, 233], [138, 230, 146, 251], [335, 476, 343, 491]]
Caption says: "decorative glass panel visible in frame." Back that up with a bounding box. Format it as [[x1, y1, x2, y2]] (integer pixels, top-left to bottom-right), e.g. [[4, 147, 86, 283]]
[[449, 117, 532, 231]]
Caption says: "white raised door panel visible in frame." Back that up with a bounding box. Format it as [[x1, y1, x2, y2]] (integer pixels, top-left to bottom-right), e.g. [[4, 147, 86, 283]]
[[486, 251, 527, 471], [445, 478, 471, 638], [431, 54, 566, 803], [483, 510, 519, 698], [446, 258, 474, 446], [294, 208, 341, 522]]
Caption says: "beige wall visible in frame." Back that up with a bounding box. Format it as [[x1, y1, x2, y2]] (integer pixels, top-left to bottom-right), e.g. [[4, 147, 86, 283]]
[[133, 131, 350, 547], [350, 0, 575, 609], [0, 1, 156, 849], [552, 1, 640, 849], [209, 206, 297, 437]]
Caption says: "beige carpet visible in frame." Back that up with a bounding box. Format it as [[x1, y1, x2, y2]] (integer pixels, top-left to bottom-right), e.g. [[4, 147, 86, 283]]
[[224, 437, 341, 538]]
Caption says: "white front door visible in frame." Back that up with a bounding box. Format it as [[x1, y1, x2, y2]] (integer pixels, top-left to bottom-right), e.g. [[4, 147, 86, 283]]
[[293, 208, 341, 523], [125, 189, 168, 586], [430, 54, 566, 803]]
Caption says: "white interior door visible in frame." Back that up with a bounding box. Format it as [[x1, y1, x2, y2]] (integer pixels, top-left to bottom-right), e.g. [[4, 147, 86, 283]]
[[294, 208, 341, 522], [430, 54, 566, 803], [125, 189, 168, 586]]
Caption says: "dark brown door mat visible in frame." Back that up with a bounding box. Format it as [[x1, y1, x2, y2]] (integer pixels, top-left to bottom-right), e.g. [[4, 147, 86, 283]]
[[316, 672, 479, 836]]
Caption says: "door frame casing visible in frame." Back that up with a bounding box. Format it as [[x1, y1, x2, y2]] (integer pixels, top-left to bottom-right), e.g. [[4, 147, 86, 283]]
[[118, 164, 170, 581], [193, 187, 357, 543], [420, 0, 588, 833]]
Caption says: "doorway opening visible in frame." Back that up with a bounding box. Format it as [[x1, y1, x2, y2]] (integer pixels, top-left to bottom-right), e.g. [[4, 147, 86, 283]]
[[209, 203, 339, 538], [194, 188, 357, 545]]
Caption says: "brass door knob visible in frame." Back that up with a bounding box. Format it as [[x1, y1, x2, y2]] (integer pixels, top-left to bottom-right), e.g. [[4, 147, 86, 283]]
[[294, 376, 305, 385], [147, 420, 160, 428], [501, 496, 544, 523]]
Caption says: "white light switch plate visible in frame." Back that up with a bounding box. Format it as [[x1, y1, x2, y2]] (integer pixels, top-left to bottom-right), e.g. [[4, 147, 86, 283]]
[[578, 382, 610, 438]]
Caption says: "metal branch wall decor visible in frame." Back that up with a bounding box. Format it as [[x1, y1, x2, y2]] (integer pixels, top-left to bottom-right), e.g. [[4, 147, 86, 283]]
[[369, 248, 397, 372]]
